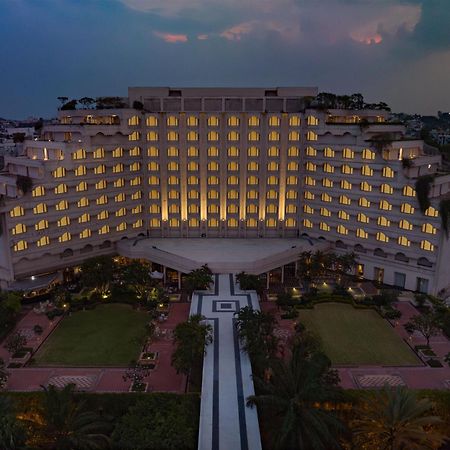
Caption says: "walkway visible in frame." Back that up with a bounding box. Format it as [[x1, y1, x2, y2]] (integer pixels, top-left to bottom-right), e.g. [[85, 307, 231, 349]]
[[192, 274, 262, 450]]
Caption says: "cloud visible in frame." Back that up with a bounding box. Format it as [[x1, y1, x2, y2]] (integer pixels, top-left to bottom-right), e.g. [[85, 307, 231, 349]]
[[220, 21, 255, 41], [153, 31, 188, 43], [197, 34, 208, 40]]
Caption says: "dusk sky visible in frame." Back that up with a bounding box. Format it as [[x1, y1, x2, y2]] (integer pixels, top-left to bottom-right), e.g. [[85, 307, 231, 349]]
[[1, 0, 449, 119]]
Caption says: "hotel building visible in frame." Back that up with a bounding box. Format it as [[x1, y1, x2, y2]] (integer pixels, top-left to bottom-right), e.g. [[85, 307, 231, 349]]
[[1, 87, 449, 295]]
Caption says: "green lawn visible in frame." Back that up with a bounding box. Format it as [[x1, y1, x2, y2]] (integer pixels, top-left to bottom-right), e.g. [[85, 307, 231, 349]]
[[34, 304, 149, 366], [298, 303, 420, 366]]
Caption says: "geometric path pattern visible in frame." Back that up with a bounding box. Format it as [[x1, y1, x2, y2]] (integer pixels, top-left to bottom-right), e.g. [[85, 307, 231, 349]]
[[47, 375, 98, 391], [355, 374, 406, 389]]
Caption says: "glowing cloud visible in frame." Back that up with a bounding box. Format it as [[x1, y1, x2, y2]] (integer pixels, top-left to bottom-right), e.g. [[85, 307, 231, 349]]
[[197, 34, 209, 40], [220, 22, 255, 41], [153, 31, 188, 43]]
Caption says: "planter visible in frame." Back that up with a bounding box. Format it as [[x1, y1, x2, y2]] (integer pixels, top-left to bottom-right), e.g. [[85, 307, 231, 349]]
[[11, 351, 31, 366], [139, 351, 158, 367], [418, 348, 437, 361], [129, 381, 148, 392]]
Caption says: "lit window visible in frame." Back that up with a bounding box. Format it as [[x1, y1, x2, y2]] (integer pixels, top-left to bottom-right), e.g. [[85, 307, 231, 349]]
[[268, 161, 279, 171], [168, 190, 179, 199], [228, 116, 240, 126], [227, 146, 239, 157], [128, 115, 140, 126], [115, 193, 125, 202], [79, 228, 91, 239], [266, 218, 277, 228], [116, 222, 127, 231], [188, 218, 199, 227], [14, 240, 28, 252], [360, 182, 372, 192], [247, 190, 258, 199], [11, 223, 26, 235], [341, 180, 352, 190], [94, 164, 106, 175], [147, 131, 158, 142], [323, 163, 334, 173], [338, 210, 349, 220], [287, 161, 298, 171], [425, 206, 439, 217], [228, 161, 239, 171], [96, 179, 107, 190], [288, 146, 299, 157], [422, 223, 436, 234], [359, 197, 370, 208], [129, 131, 140, 141], [208, 190, 219, 199], [247, 176, 259, 185], [247, 161, 259, 171], [268, 146, 279, 157], [268, 176, 278, 185], [33, 203, 47, 214], [304, 191, 314, 200], [247, 204, 258, 214], [149, 190, 160, 199], [286, 204, 297, 214], [188, 146, 199, 157], [53, 167, 66, 178], [129, 146, 141, 157], [149, 176, 160, 185], [247, 218, 258, 228], [382, 167, 395, 178], [78, 213, 90, 223], [320, 207, 331, 217], [357, 213, 369, 223], [269, 116, 280, 127], [337, 225, 348, 235], [112, 147, 123, 158], [228, 204, 239, 214], [56, 200, 68, 211], [150, 218, 161, 228], [131, 190, 142, 200], [208, 176, 219, 185], [206, 161, 217, 171], [93, 147, 105, 159], [115, 207, 126, 217], [167, 131, 179, 142], [266, 204, 277, 214], [10, 206, 24, 218], [72, 148, 86, 160], [114, 178, 125, 188], [129, 162, 140, 172], [97, 211, 108, 220], [286, 217, 297, 228], [376, 232, 389, 242], [146, 116, 158, 126], [268, 131, 280, 141], [361, 165, 373, 176], [96, 195, 108, 205], [208, 146, 219, 157], [380, 184, 393, 194], [399, 219, 413, 230], [248, 131, 260, 141], [209, 131, 220, 141], [167, 116, 178, 127], [322, 178, 333, 188], [287, 190, 298, 199], [148, 146, 159, 157], [379, 200, 392, 211], [98, 225, 110, 235], [187, 116, 198, 126], [75, 181, 87, 192], [113, 163, 124, 173], [303, 219, 313, 228], [208, 218, 219, 227], [266, 190, 278, 199], [289, 116, 301, 126], [248, 146, 259, 157], [322, 193, 333, 202], [320, 222, 330, 231], [54, 183, 67, 195], [378, 216, 391, 227], [75, 165, 86, 177], [356, 228, 368, 239], [130, 177, 141, 186], [398, 236, 410, 247], [168, 176, 179, 185], [306, 131, 317, 141], [286, 176, 298, 185], [228, 190, 239, 200], [58, 232, 71, 243], [305, 162, 316, 172], [248, 116, 259, 126], [420, 240, 434, 251], [341, 164, 353, 175], [342, 148, 354, 159], [77, 197, 89, 208], [306, 146, 317, 156], [324, 147, 335, 158], [228, 218, 239, 228], [362, 148, 375, 160], [208, 204, 219, 213], [307, 115, 319, 126], [188, 176, 198, 185], [400, 203, 415, 214], [304, 176, 316, 186], [188, 204, 199, 213], [208, 116, 219, 127], [57, 216, 70, 227], [149, 204, 160, 213], [339, 195, 351, 205]]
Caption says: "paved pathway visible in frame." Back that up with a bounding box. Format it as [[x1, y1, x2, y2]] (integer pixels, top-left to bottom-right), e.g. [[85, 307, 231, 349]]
[[192, 274, 262, 450]]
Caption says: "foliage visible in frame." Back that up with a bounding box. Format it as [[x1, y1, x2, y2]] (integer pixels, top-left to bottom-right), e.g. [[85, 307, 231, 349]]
[[0, 291, 22, 338], [247, 333, 345, 450], [30, 384, 111, 450], [415, 175, 435, 214], [15, 175, 33, 195], [276, 291, 296, 310], [235, 306, 279, 375], [183, 267, 213, 295], [95, 96, 126, 109], [80, 256, 115, 296], [33, 324, 43, 335], [133, 100, 144, 110], [111, 395, 199, 450], [4, 331, 27, 356], [404, 312, 441, 347], [121, 259, 154, 301], [313, 92, 390, 111], [351, 386, 447, 450], [123, 364, 151, 392], [439, 198, 450, 237], [236, 272, 264, 293], [0, 358, 9, 390], [60, 99, 78, 110], [171, 314, 212, 386], [78, 97, 95, 109], [401, 157, 413, 169], [0, 396, 26, 450]]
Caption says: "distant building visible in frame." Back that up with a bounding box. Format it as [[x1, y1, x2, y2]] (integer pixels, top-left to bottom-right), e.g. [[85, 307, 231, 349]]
[[0, 87, 449, 296]]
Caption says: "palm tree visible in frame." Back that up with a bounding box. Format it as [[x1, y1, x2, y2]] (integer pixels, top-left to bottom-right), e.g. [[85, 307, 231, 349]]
[[352, 386, 447, 450], [0, 397, 27, 450], [247, 336, 345, 450], [34, 384, 111, 449]]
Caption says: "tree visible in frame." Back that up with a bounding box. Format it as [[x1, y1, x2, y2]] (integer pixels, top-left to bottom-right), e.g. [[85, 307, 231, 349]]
[[404, 313, 440, 347], [33, 383, 111, 450], [57, 96, 69, 107], [334, 252, 357, 287], [0, 291, 21, 334], [122, 260, 154, 301], [236, 272, 264, 293], [4, 331, 27, 356], [16, 175, 33, 194], [80, 256, 115, 296], [60, 99, 78, 110], [0, 396, 27, 450], [183, 268, 213, 295], [352, 386, 447, 450], [235, 306, 278, 375], [78, 97, 95, 109], [172, 314, 212, 389], [247, 335, 345, 450], [0, 358, 9, 389]]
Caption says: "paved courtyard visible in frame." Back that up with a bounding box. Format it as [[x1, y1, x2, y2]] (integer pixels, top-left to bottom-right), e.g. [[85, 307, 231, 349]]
[[192, 274, 262, 450]]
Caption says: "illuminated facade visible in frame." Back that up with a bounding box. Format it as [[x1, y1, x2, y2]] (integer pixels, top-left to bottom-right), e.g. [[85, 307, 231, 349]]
[[1, 87, 450, 295]]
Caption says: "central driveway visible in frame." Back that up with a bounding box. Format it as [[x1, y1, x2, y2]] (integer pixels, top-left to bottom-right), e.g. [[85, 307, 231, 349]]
[[191, 274, 262, 450]]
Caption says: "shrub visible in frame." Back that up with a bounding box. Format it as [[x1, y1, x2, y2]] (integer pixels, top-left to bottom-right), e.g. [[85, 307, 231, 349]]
[[383, 309, 402, 320], [33, 325, 44, 335], [427, 359, 443, 368], [281, 309, 299, 320]]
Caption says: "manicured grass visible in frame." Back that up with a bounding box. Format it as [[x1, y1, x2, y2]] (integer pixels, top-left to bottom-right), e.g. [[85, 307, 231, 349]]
[[298, 303, 420, 366], [34, 304, 149, 366]]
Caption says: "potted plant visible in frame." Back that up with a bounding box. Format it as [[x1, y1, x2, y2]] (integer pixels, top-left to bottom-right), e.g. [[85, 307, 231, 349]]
[[123, 364, 151, 392]]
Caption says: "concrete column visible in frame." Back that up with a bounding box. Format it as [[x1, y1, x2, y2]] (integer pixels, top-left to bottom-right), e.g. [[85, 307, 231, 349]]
[[266, 272, 270, 290], [178, 271, 182, 290], [163, 266, 166, 285], [281, 266, 285, 284]]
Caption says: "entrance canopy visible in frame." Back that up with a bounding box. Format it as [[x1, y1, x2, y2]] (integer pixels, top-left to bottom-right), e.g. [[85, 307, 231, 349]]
[[118, 238, 330, 274]]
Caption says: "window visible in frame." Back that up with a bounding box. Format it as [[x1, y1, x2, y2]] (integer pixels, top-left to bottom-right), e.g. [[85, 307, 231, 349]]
[[78, 213, 90, 223], [93, 147, 105, 159], [33, 203, 47, 214], [116, 222, 127, 231], [324, 147, 335, 158], [287, 204, 298, 214], [112, 147, 123, 158], [357, 213, 369, 223], [114, 178, 125, 188], [188, 204, 199, 213], [168, 161, 179, 171], [94, 164, 106, 175], [361, 165, 373, 176], [12, 223, 26, 235], [397, 235, 411, 247], [146, 116, 158, 126], [228, 190, 239, 199], [337, 225, 348, 235], [322, 178, 333, 188], [167, 131, 178, 141], [96, 195, 108, 205], [149, 176, 160, 185], [247, 176, 258, 185], [57, 216, 70, 227], [268, 176, 278, 185], [269, 116, 280, 127], [75, 165, 86, 177], [14, 240, 28, 251], [10, 205, 24, 217], [97, 210, 108, 220], [189, 190, 199, 199], [208, 204, 219, 213], [287, 176, 298, 185], [288, 146, 299, 157], [113, 163, 124, 173], [247, 218, 258, 227], [167, 115, 178, 126], [339, 195, 351, 205], [129, 131, 140, 141], [188, 176, 198, 185], [130, 177, 141, 186], [149, 204, 160, 213], [208, 190, 219, 199], [289, 131, 300, 141], [378, 216, 391, 227], [208, 175, 219, 185], [307, 115, 318, 126], [286, 190, 297, 199], [228, 116, 240, 126], [76, 181, 87, 192], [209, 131, 220, 141], [168, 190, 179, 199], [268, 131, 280, 141], [322, 193, 332, 202], [341, 180, 352, 190], [362, 148, 375, 160], [77, 197, 89, 208], [54, 183, 67, 195], [305, 146, 317, 156], [359, 197, 370, 208], [227, 146, 239, 157], [402, 185, 415, 197], [56, 200, 68, 211], [266, 204, 277, 214], [320, 207, 331, 217], [266, 190, 278, 199], [323, 163, 334, 173], [115, 207, 126, 217], [266, 218, 277, 228], [382, 167, 395, 178], [208, 116, 219, 127], [129, 146, 141, 156], [399, 219, 413, 230], [31, 185, 45, 197], [98, 225, 110, 235], [286, 218, 297, 228], [422, 223, 437, 234], [228, 204, 239, 214], [287, 161, 298, 171], [306, 131, 317, 141], [248, 116, 259, 126], [208, 146, 219, 157], [247, 161, 259, 171], [115, 193, 125, 202], [79, 228, 91, 239], [208, 218, 219, 227], [149, 190, 160, 199], [341, 164, 353, 175], [147, 131, 158, 142], [53, 167, 66, 178], [148, 146, 159, 157], [320, 222, 330, 231], [338, 210, 349, 220], [356, 228, 368, 239], [304, 176, 316, 186], [96, 179, 107, 190], [188, 218, 199, 227], [268, 146, 279, 157], [305, 162, 316, 172], [342, 148, 354, 159], [268, 161, 279, 171], [228, 161, 239, 171], [379, 200, 392, 211], [228, 218, 239, 228], [187, 116, 198, 126], [72, 148, 86, 160], [289, 116, 301, 126], [58, 232, 71, 243], [401, 203, 415, 214], [128, 115, 140, 126], [167, 147, 179, 157], [376, 232, 389, 242], [304, 205, 314, 214], [248, 146, 259, 157], [188, 146, 199, 157], [247, 190, 258, 199], [425, 206, 438, 217], [167, 176, 179, 185], [131, 190, 141, 200], [420, 240, 434, 251], [149, 218, 161, 228], [303, 219, 313, 228], [248, 131, 259, 141], [380, 183, 393, 194]]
